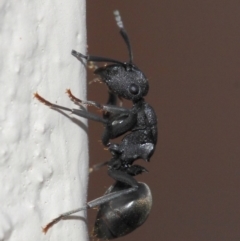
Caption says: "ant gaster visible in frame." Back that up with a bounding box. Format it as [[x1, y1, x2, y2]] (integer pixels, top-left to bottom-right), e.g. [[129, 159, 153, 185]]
[[35, 10, 157, 240]]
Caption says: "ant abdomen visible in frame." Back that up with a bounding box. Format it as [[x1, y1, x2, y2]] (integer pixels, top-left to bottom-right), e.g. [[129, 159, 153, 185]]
[[92, 182, 152, 240]]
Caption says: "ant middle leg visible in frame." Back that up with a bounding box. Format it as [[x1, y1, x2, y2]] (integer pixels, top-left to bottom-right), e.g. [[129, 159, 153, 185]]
[[66, 89, 129, 115], [34, 93, 106, 124]]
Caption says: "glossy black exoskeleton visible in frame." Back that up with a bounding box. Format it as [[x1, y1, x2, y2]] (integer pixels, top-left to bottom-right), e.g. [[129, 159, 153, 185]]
[[70, 10, 158, 186], [93, 182, 152, 240], [35, 10, 157, 240]]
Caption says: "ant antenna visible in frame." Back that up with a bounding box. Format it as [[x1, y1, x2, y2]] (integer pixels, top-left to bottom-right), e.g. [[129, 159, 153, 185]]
[[114, 10, 133, 64], [72, 50, 124, 65], [72, 11, 133, 66]]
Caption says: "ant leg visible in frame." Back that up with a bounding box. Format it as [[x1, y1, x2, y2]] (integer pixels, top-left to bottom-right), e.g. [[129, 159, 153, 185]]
[[101, 111, 137, 146], [42, 186, 137, 233], [71, 50, 124, 65], [66, 89, 129, 115], [89, 161, 109, 173], [108, 143, 122, 155], [108, 169, 138, 188], [34, 93, 133, 146], [103, 92, 118, 119], [106, 91, 117, 106], [34, 93, 106, 124], [127, 165, 148, 176]]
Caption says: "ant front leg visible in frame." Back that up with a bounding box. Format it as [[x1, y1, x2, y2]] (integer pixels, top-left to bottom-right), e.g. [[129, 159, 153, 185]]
[[101, 109, 137, 146], [34, 93, 106, 124], [66, 89, 129, 115], [34, 93, 136, 147], [103, 91, 118, 119], [66, 89, 137, 146]]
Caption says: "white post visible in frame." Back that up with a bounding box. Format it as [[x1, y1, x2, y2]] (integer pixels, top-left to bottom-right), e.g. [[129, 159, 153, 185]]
[[0, 0, 88, 240]]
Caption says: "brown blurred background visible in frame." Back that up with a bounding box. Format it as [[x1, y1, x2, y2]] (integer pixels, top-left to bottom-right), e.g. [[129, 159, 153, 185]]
[[85, 1, 240, 241]]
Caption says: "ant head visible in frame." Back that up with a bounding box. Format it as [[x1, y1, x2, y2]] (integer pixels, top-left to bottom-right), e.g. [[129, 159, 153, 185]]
[[72, 10, 149, 102], [94, 63, 149, 101]]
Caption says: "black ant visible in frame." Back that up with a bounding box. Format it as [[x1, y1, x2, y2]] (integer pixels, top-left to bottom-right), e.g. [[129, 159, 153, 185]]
[[35, 10, 157, 240]]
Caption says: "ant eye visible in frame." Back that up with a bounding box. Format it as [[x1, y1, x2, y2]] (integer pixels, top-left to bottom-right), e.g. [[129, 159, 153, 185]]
[[129, 84, 139, 95]]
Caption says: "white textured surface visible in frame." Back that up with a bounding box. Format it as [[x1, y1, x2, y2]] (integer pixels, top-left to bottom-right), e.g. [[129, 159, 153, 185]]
[[0, 1, 88, 241]]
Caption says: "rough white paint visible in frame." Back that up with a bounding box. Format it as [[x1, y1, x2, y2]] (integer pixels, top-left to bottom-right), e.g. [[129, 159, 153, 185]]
[[0, 1, 88, 240]]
